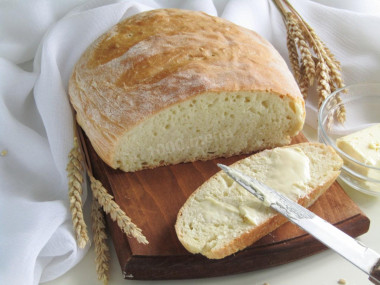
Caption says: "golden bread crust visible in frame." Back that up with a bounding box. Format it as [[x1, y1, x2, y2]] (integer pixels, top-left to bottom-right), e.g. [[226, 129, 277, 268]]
[[68, 9, 303, 167]]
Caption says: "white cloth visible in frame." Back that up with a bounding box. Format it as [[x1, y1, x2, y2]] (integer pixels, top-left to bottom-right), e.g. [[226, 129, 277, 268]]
[[1, 0, 379, 284]]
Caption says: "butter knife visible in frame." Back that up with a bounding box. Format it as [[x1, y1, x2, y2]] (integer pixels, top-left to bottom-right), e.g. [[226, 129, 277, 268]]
[[218, 163, 380, 284]]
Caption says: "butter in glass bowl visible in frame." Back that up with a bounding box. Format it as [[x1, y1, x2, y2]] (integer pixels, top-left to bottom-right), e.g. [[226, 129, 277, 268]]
[[318, 83, 380, 196]]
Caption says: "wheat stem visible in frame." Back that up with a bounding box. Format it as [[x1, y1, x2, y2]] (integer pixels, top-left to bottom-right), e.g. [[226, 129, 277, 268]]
[[67, 137, 89, 248]]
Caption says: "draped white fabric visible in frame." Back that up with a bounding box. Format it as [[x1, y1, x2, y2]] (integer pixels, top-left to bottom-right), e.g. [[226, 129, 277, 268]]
[[1, 0, 379, 284]]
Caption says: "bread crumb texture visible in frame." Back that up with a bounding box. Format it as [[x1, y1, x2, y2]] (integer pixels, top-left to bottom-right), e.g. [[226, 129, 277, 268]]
[[69, 9, 304, 171], [175, 143, 342, 259]]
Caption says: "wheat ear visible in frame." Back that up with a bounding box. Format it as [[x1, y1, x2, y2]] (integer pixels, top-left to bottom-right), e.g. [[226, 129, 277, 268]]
[[285, 12, 315, 86], [286, 28, 301, 81], [91, 197, 110, 285], [309, 27, 346, 123], [335, 94, 346, 123], [316, 59, 331, 108], [274, 0, 346, 123], [285, 19, 312, 98], [305, 24, 344, 90], [90, 176, 149, 245], [299, 63, 310, 98], [67, 137, 89, 248], [305, 23, 346, 123]]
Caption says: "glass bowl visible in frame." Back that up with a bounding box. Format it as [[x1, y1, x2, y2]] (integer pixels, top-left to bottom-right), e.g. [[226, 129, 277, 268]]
[[318, 83, 380, 196]]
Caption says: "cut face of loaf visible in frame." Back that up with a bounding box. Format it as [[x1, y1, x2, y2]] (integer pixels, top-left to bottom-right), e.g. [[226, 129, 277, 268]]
[[68, 9, 305, 172], [115, 91, 304, 171], [175, 143, 343, 259]]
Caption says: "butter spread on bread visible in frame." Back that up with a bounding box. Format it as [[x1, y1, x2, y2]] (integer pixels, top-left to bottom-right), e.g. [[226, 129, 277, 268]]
[[68, 8, 305, 172], [175, 143, 342, 259]]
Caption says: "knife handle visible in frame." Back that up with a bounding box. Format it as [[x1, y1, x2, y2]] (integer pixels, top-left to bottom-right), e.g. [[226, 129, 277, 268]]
[[370, 259, 380, 284]]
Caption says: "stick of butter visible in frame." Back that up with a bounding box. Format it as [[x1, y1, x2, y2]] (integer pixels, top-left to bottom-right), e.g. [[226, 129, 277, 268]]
[[336, 123, 380, 191]]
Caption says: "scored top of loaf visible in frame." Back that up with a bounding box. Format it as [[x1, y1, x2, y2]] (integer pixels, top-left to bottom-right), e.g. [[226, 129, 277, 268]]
[[68, 8, 303, 166]]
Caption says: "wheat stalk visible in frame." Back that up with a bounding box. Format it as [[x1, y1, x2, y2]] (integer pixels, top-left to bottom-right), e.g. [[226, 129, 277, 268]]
[[90, 176, 149, 245], [67, 137, 89, 248], [285, 12, 315, 86], [74, 125, 148, 245], [305, 24, 341, 71], [274, 0, 346, 123], [285, 18, 312, 99], [91, 197, 110, 285], [286, 27, 301, 82], [299, 63, 310, 98], [69, 125, 149, 285], [67, 110, 149, 284], [316, 59, 331, 108], [335, 94, 346, 123], [305, 23, 344, 90], [303, 19, 346, 124]]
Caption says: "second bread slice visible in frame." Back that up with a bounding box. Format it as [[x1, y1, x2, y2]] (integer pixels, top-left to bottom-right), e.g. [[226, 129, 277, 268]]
[[175, 143, 343, 259]]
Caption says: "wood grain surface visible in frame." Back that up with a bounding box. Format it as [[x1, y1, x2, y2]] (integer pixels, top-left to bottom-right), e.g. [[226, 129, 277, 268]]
[[83, 132, 370, 280]]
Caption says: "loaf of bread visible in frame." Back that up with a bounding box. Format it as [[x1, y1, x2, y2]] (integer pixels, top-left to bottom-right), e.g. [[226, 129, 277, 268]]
[[68, 8, 305, 172], [175, 143, 343, 259]]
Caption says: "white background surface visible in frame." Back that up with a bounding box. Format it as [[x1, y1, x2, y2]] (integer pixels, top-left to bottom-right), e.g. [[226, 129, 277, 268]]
[[45, 126, 380, 285]]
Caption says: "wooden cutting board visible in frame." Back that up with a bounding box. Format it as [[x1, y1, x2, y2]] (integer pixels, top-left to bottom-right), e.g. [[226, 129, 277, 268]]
[[82, 132, 370, 280]]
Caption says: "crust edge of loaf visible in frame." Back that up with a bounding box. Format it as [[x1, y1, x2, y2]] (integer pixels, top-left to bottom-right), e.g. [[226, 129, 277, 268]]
[[68, 8, 306, 172]]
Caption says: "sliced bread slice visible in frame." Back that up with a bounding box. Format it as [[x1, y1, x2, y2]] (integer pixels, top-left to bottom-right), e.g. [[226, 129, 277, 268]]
[[175, 142, 343, 259]]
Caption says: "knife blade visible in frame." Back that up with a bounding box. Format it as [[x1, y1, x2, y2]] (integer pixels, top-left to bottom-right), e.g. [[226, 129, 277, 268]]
[[217, 163, 380, 284]]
